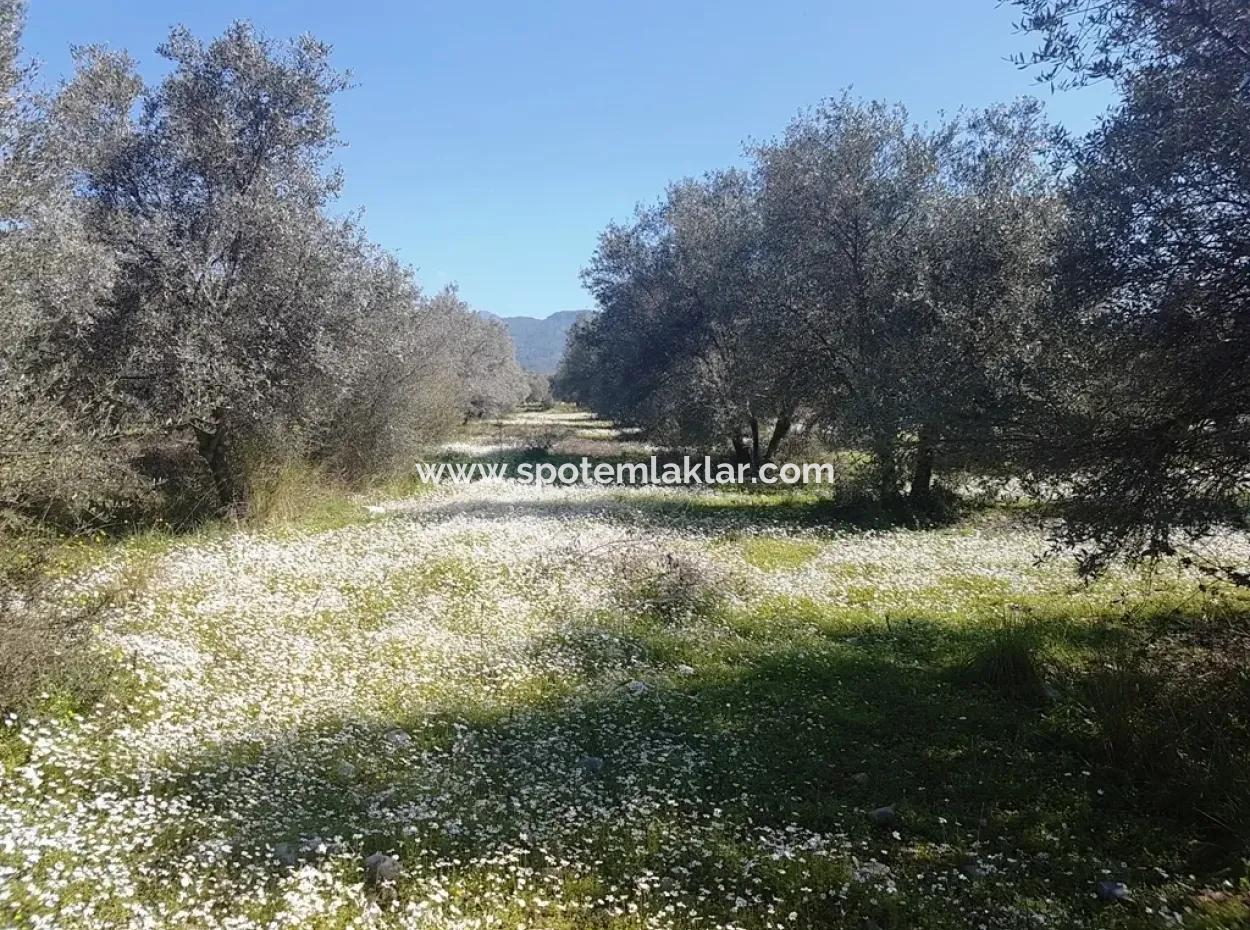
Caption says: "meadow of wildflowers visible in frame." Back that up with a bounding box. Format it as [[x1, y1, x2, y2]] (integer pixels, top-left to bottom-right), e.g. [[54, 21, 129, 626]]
[[2, 411, 1247, 929]]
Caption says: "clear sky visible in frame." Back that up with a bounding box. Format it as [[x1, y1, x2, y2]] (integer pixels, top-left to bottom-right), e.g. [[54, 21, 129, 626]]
[[20, 1, 1112, 318]]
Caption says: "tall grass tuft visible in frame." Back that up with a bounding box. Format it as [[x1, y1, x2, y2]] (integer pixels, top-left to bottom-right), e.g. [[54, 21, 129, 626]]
[[241, 453, 364, 531], [1078, 624, 1250, 859], [617, 549, 729, 623], [957, 614, 1048, 702], [0, 520, 121, 724]]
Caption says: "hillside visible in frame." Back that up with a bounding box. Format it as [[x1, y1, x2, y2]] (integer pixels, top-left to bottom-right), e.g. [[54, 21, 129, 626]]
[[488, 309, 591, 374]]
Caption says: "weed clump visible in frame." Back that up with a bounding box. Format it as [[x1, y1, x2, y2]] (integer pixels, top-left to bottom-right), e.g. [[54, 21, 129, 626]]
[[1077, 620, 1250, 859], [617, 548, 731, 622], [957, 616, 1048, 702], [0, 520, 116, 721]]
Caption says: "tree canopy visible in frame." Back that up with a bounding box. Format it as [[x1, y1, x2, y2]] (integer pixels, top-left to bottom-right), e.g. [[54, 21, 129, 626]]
[[0, 6, 527, 522]]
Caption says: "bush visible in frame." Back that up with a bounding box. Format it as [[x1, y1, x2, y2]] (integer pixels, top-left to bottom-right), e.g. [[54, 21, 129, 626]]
[[524, 372, 553, 409], [244, 456, 332, 526], [519, 430, 563, 457], [0, 376, 153, 531], [238, 444, 368, 531], [823, 451, 878, 510], [130, 438, 220, 530]]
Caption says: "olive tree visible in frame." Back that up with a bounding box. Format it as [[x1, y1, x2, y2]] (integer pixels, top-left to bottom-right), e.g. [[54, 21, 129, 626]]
[[80, 23, 354, 507], [903, 101, 1061, 504], [755, 98, 946, 500], [571, 96, 1058, 501], [1014, 0, 1250, 575], [578, 170, 811, 465], [0, 1, 145, 523], [2, 9, 530, 522]]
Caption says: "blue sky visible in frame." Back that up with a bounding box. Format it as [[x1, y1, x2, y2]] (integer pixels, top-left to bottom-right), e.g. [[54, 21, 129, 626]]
[[21, 1, 1112, 318]]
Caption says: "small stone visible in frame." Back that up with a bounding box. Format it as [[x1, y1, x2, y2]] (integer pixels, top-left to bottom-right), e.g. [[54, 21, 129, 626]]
[[850, 771, 869, 785], [336, 761, 357, 780], [625, 680, 649, 696], [960, 861, 988, 880], [273, 842, 298, 866], [852, 860, 892, 883], [577, 754, 604, 776], [384, 729, 412, 749], [365, 852, 403, 883], [1042, 681, 1062, 703], [1096, 880, 1129, 902], [868, 805, 897, 827], [675, 664, 695, 677]]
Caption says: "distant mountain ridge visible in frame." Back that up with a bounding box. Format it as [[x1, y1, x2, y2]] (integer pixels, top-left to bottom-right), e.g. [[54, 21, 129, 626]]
[[486, 309, 592, 375]]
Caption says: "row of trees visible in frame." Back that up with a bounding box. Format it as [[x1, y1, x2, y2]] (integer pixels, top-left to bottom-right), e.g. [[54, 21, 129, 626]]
[[557, 0, 1249, 572], [0, 5, 528, 522], [557, 97, 1056, 507]]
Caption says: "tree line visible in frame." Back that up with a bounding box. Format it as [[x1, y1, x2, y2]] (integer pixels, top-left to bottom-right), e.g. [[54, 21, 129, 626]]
[[0, 3, 528, 526], [555, 0, 1250, 577]]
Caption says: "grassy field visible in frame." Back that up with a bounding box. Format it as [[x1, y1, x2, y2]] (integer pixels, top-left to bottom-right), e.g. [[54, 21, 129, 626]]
[[2, 410, 1249, 929]]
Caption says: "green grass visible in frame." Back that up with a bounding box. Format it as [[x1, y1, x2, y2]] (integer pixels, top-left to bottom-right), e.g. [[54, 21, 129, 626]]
[[734, 536, 824, 570], [6, 410, 1250, 929], [631, 601, 1249, 918], [110, 587, 1247, 929]]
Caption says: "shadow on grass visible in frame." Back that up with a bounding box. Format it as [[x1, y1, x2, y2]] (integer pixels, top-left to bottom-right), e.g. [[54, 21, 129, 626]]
[[428, 498, 980, 538], [395, 478, 974, 537], [99, 614, 1240, 927], [409, 440, 981, 535]]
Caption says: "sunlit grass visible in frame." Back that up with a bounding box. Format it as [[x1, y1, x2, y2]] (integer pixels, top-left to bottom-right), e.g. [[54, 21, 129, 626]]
[[2, 410, 1249, 929]]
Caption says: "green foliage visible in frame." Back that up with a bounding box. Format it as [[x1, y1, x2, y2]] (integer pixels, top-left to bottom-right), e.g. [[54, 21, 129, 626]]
[[570, 96, 1058, 509], [1010, 0, 1250, 571], [563, 0, 1250, 574], [523, 371, 554, 409], [0, 5, 527, 529], [241, 454, 359, 532]]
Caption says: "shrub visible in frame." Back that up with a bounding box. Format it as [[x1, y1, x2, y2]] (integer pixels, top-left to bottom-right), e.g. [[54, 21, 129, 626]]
[[238, 444, 369, 531], [0, 376, 154, 531], [524, 372, 553, 409], [129, 438, 220, 530], [520, 431, 562, 458], [823, 451, 878, 510]]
